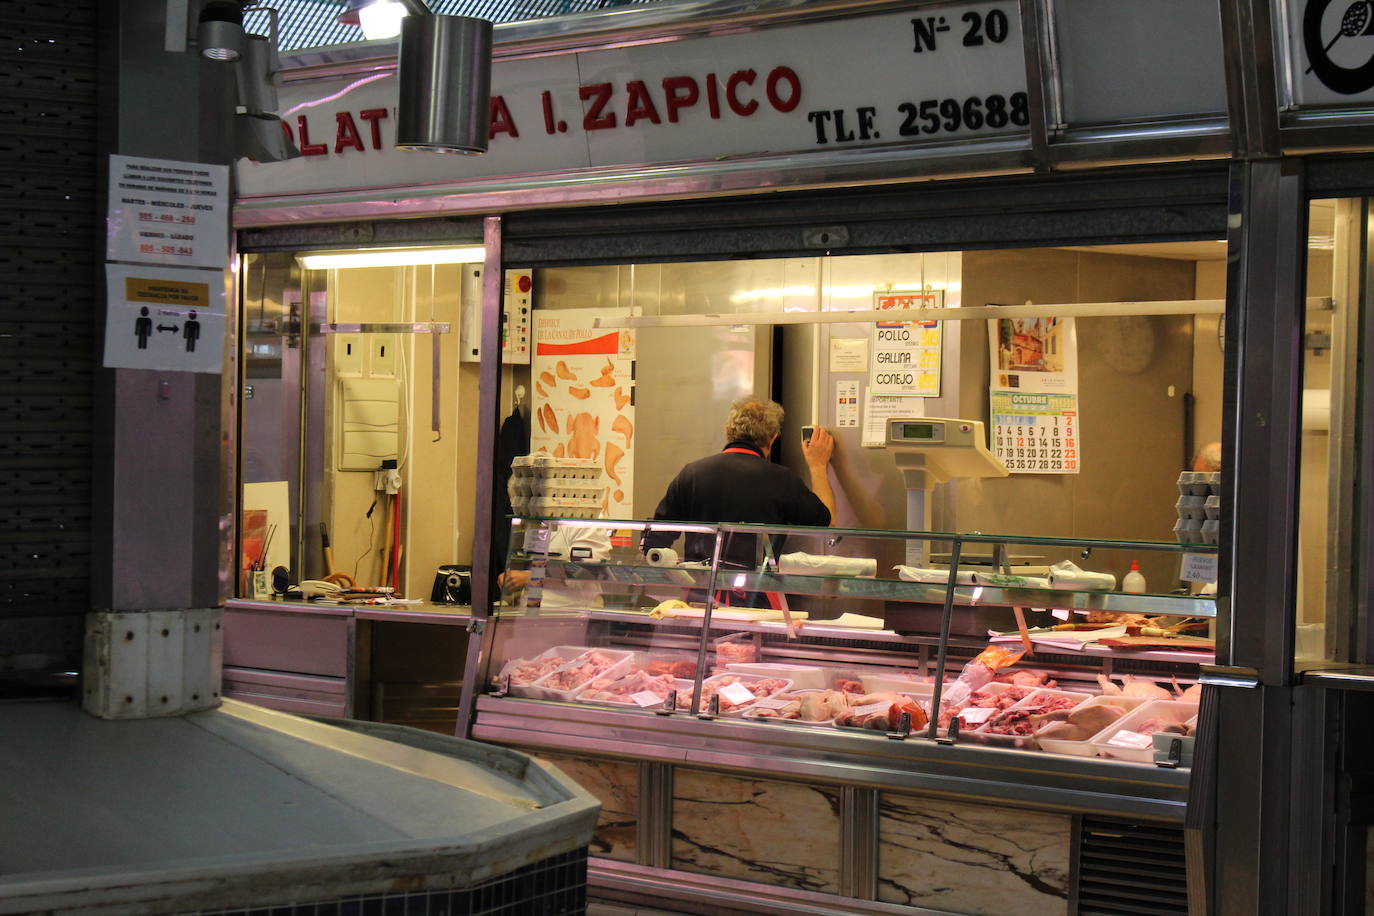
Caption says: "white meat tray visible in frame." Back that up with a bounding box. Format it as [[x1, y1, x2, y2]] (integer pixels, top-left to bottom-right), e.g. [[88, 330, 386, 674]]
[[966, 688, 1093, 749], [726, 662, 828, 689], [1033, 695, 1151, 756], [859, 671, 933, 695], [501, 646, 634, 701], [1091, 699, 1198, 763], [575, 674, 692, 708], [678, 672, 794, 715]]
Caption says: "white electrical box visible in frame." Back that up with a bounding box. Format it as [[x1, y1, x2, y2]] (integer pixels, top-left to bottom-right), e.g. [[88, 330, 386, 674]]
[[460, 267, 532, 364], [338, 377, 400, 470]]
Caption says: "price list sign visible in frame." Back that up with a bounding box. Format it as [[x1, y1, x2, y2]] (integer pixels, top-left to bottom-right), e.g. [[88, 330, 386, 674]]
[[990, 391, 1080, 473]]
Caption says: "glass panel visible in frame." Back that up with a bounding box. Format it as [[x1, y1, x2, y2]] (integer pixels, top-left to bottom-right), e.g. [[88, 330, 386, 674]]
[[1051, 0, 1227, 124], [1296, 199, 1360, 669], [486, 516, 1214, 760], [235, 248, 484, 598]]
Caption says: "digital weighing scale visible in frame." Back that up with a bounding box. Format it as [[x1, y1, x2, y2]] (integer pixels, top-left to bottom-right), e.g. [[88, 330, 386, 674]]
[[886, 417, 1009, 565]]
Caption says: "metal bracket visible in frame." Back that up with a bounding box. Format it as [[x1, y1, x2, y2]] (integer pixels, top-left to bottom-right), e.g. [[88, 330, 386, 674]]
[[697, 693, 719, 720], [466, 618, 486, 635], [656, 689, 677, 716], [1156, 736, 1184, 769], [886, 710, 911, 740], [489, 672, 510, 698], [936, 714, 960, 746]]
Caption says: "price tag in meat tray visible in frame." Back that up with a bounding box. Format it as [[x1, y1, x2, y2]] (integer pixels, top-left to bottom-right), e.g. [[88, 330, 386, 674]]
[[630, 690, 666, 707], [848, 701, 893, 719], [957, 706, 995, 725], [718, 682, 757, 706], [751, 697, 794, 710]]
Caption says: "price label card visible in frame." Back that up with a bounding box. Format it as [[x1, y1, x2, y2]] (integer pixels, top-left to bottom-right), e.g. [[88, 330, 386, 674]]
[[957, 706, 995, 725], [751, 696, 795, 710], [631, 690, 666, 707], [718, 682, 757, 705], [1180, 552, 1218, 583], [990, 391, 1080, 474], [848, 700, 893, 719]]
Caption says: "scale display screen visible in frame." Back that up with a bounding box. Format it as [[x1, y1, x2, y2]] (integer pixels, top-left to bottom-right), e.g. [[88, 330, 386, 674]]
[[896, 422, 944, 442]]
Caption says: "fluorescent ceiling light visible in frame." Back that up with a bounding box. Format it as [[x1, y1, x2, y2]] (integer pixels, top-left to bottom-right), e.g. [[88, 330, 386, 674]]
[[297, 246, 486, 269]]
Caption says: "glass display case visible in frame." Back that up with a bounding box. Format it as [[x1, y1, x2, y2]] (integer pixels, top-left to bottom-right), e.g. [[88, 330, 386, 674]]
[[485, 517, 1217, 766]]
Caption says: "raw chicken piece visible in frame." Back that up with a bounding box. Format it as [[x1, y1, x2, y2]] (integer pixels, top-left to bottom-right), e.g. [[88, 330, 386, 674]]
[[1119, 676, 1171, 700], [1171, 675, 1203, 703]]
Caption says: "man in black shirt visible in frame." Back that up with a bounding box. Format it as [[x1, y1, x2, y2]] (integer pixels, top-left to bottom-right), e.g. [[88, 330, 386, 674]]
[[646, 397, 836, 569]]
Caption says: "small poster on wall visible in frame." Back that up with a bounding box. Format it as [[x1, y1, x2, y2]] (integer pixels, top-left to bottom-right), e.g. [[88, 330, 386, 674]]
[[531, 308, 636, 519], [987, 315, 1080, 474], [869, 290, 943, 397]]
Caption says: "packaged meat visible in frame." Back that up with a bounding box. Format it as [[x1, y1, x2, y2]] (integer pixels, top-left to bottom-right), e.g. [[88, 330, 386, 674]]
[[1091, 700, 1200, 762], [714, 636, 758, 667], [940, 644, 1027, 708]]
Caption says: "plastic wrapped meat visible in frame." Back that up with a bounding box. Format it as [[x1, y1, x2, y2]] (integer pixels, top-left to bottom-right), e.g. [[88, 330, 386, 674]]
[[836, 692, 929, 731], [753, 690, 850, 721]]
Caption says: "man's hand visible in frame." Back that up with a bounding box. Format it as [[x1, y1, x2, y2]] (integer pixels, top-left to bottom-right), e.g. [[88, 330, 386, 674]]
[[802, 425, 835, 469], [498, 569, 530, 591]]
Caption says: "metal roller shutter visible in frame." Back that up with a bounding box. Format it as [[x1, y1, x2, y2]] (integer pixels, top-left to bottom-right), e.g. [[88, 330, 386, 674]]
[[0, 0, 101, 667]]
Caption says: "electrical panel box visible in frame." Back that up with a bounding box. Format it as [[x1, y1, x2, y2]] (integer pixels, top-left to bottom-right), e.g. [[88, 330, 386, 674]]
[[460, 267, 532, 364], [338, 377, 400, 470]]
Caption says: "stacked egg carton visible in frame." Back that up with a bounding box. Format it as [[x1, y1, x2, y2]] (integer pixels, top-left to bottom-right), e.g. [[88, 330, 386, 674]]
[[1174, 471, 1220, 544], [508, 455, 606, 519]]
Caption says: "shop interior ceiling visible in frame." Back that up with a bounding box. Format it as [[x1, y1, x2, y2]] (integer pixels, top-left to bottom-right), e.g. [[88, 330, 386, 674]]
[[247, 0, 664, 53]]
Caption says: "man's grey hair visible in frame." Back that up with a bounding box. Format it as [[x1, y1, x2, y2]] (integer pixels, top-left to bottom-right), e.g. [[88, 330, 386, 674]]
[[724, 397, 785, 450]]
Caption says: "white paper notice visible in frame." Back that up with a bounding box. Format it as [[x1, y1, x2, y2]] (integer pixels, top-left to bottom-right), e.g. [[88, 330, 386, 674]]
[[718, 682, 756, 706], [107, 155, 229, 268], [1180, 552, 1218, 583], [870, 290, 943, 397], [103, 264, 225, 373], [957, 706, 995, 725], [862, 393, 924, 447], [829, 337, 868, 372], [835, 380, 860, 428]]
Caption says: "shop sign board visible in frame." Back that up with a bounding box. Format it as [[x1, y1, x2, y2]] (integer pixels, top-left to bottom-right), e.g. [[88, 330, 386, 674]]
[[1284, 0, 1374, 107], [238, 2, 1028, 199], [107, 155, 229, 268], [103, 264, 225, 374]]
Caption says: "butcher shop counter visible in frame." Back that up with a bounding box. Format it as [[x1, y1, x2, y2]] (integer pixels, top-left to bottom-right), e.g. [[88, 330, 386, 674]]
[[224, 597, 474, 729], [465, 518, 1215, 915]]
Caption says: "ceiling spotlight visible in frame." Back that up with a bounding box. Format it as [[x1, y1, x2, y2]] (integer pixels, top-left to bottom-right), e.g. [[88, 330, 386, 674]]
[[338, 0, 409, 40], [234, 7, 301, 162], [198, 1, 246, 61]]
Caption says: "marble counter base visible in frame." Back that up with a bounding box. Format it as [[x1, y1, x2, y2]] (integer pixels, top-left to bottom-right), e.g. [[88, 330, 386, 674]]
[[878, 793, 1070, 916], [671, 768, 841, 894], [532, 751, 639, 863]]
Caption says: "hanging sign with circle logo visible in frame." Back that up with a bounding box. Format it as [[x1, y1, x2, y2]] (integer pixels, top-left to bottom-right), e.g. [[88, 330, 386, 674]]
[[1289, 0, 1374, 104]]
